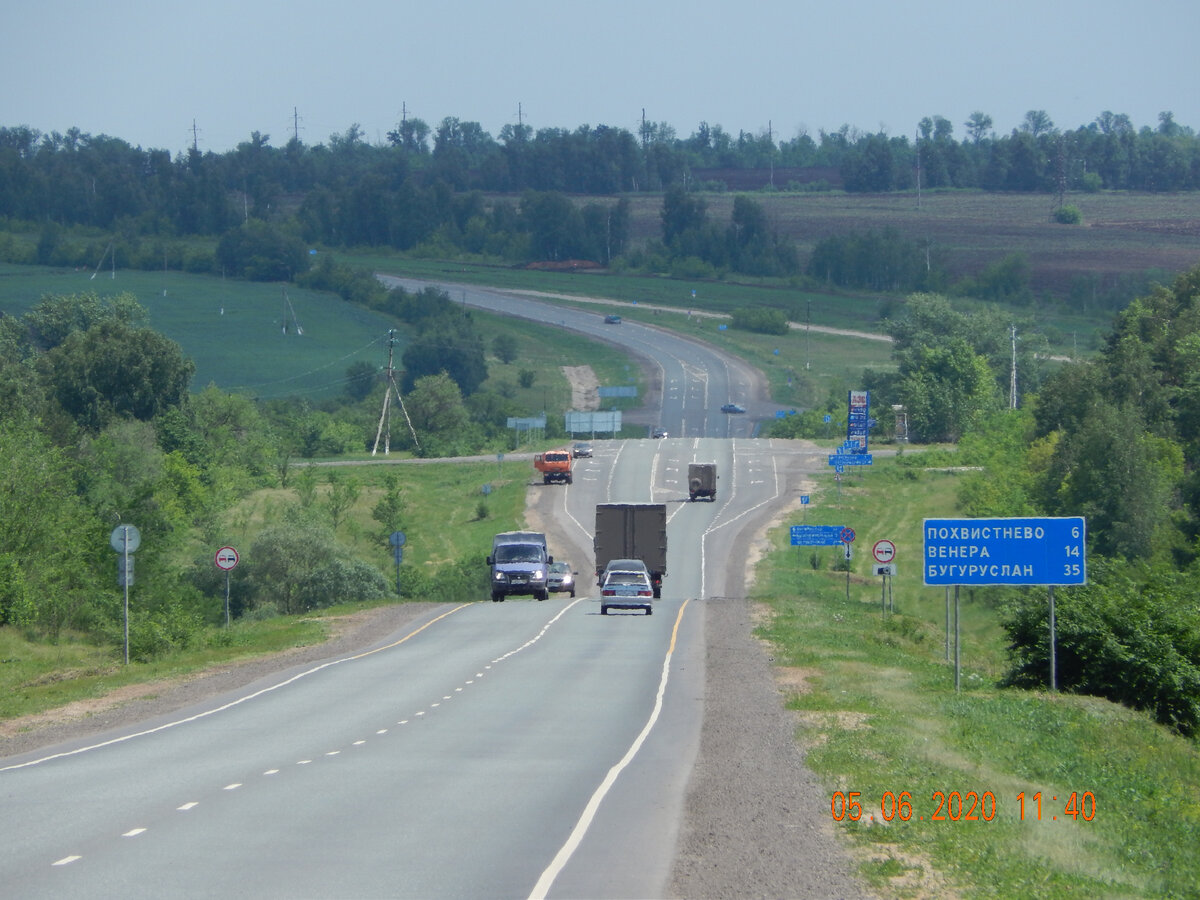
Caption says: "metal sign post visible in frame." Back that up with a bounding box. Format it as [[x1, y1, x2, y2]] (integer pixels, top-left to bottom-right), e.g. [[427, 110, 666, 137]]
[[215, 546, 240, 627], [1049, 586, 1057, 692], [110, 524, 141, 665], [389, 531, 407, 595]]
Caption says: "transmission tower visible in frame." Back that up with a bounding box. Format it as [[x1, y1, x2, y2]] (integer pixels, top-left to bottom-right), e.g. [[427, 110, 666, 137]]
[[372, 330, 421, 455]]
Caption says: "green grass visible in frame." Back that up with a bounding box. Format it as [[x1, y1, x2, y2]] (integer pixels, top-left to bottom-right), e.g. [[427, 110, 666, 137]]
[[2, 456, 534, 726], [753, 459, 1200, 898], [0, 263, 397, 401], [0, 614, 330, 722]]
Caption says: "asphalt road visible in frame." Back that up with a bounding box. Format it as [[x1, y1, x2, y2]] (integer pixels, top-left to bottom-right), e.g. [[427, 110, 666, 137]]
[[375, 275, 768, 439], [1, 280, 869, 898]]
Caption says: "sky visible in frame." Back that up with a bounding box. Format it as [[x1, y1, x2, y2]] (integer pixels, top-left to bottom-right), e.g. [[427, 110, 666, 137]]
[[4, 0, 1198, 155]]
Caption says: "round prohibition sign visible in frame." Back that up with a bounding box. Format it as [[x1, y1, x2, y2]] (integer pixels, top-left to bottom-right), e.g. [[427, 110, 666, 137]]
[[215, 546, 240, 571], [873, 539, 896, 563], [840, 527, 856, 544]]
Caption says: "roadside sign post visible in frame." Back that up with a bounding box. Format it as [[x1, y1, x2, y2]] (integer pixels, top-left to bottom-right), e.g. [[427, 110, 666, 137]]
[[872, 540, 897, 617], [110, 524, 141, 665], [215, 546, 239, 626], [841, 527, 856, 602], [924, 517, 1086, 691], [389, 531, 407, 595], [1049, 586, 1057, 692]]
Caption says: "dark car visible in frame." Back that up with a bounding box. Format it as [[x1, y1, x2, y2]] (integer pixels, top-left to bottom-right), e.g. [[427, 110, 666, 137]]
[[603, 314, 622, 324], [651, 427, 668, 439], [571, 441, 593, 458], [720, 403, 746, 414]]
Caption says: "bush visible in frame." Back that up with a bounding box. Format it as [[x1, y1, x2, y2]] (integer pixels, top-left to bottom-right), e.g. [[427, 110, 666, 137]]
[[730, 306, 789, 335], [1001, 561, 1200, 736], [1054, 204, 1083, 225]]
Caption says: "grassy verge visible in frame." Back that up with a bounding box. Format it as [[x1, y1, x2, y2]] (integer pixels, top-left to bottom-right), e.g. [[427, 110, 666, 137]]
[[753, 459, 1199, 897], [2, 457, 534, 727]]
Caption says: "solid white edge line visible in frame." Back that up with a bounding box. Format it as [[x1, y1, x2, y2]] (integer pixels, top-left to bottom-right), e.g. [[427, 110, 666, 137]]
[[1, 604, 471, 772], [527, 598, 690, 900]]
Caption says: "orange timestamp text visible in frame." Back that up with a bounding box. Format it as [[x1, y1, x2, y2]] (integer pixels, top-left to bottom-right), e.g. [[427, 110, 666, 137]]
[[831, 790, 1096, 823]]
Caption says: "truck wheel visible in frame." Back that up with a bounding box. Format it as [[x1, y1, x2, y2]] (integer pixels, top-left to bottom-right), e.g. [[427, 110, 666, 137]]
[[569, 589, 576, 597], [645, 606, 653, 615], [491, 591, 503, 602], [536, 590, 548, 601], [566, 474, 573, 484], [652, 587, 661, 599]]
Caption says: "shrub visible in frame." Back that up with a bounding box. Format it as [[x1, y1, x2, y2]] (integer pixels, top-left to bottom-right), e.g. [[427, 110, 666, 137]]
[[1054, 204, 1083, 225], [730, 306, 789, 335], [1001, 561, 1200, 735]]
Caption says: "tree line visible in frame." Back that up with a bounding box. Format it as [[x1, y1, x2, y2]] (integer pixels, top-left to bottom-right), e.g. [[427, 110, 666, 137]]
[[770, 266, 1200, 735], [2, 108, 1197, 235], [0, 276, 550, 657], [3, 109, 1194, 300]]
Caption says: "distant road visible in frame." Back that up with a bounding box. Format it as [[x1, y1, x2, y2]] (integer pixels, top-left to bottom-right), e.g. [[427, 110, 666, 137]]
[[377, 275, 775, 436], [378, 274, 894, 344]]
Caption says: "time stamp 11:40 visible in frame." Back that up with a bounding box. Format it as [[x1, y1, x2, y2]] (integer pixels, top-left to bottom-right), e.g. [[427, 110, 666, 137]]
[[831, 790, 1096, 823]]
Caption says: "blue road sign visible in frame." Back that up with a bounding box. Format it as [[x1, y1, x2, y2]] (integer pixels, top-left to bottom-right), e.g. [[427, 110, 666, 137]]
[[923, 517, 1087, 586], [791, 525, 848, 546], [829, 454, 873, 466]]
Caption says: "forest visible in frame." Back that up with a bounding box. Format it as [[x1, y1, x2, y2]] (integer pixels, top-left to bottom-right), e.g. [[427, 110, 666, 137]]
[[2, 107, 1198, 288]]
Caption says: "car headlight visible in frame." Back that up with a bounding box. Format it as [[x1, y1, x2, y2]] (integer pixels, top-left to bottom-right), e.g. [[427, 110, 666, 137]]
[[561, 573, 573, 585], [493, 571, 508, 583], [533, 569, 546, 581]]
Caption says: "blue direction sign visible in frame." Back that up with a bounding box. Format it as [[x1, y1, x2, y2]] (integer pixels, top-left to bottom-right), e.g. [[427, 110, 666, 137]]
[[791, 525, 848, 546], [828, 454, 873, 466], [923, 517, 1086, 586]]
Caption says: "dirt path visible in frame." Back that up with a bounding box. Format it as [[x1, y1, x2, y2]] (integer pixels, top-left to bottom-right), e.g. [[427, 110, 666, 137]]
[[562, 364, 600, 410]]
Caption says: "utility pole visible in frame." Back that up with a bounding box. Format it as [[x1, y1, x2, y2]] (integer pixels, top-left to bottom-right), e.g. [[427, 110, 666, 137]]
[[915, 126, 922, 210], [373, 330, 421, 455], [1010, 325, 1018, 409]]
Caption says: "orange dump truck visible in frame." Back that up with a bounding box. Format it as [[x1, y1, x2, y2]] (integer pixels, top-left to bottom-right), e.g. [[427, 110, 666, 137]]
[[534, 448, 573, 484]]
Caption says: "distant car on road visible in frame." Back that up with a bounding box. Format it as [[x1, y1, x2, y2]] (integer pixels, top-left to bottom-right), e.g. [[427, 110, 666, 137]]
[[571, 441, 593, 458], [720, 403, 746, 414], [651, 427, 668, 439], [603, 314, 622, 324], [547, 561, 576, 597]]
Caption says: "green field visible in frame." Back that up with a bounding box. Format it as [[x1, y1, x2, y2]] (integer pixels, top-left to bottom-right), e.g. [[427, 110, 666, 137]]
[[753, 459, 1200, 898], [0, 263, 398, 401]]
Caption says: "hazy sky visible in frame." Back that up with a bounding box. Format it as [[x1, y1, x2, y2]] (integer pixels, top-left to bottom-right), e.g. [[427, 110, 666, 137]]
[[4, 0, 1197, 154]]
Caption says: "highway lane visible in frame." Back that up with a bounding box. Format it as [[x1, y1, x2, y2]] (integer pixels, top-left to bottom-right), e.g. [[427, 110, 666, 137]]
[[1, 432, 828, 899], [2, 594, 705, 899], [375, 275, 765, 439]]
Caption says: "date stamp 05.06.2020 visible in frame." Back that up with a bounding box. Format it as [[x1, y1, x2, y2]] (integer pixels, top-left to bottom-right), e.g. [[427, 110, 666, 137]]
[[831, 790, 1096, 824]]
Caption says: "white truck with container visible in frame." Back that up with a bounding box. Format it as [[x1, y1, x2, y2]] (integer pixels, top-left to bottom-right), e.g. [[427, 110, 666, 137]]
[[593, 503, 667, 599], [487, 531, 551, 602]]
